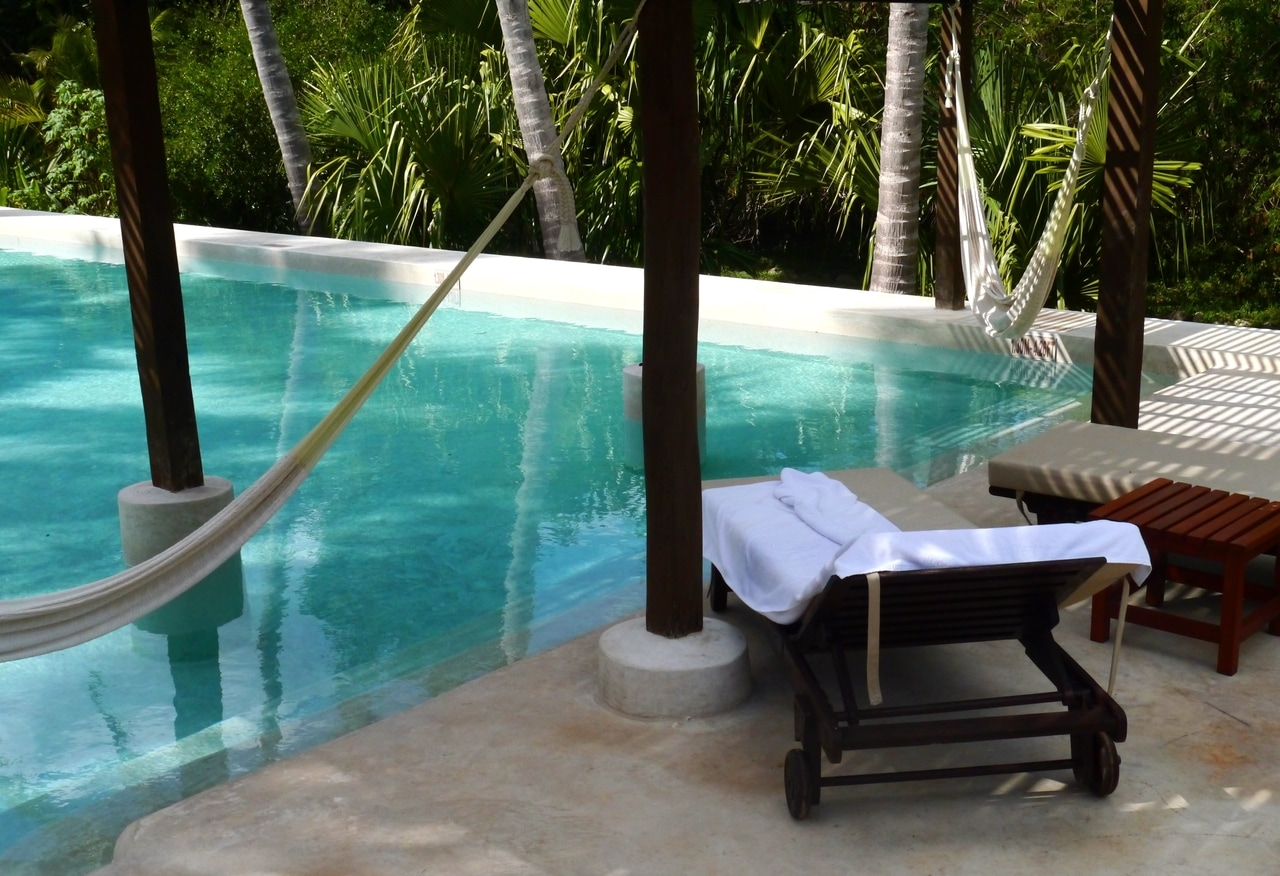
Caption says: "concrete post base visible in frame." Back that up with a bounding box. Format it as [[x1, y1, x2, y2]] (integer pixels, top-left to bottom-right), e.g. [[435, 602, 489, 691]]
[[622, 363, 706, 469], [118, 477, 244, 636], [598, 617, 751, 718], [118, 477, 236, 565]]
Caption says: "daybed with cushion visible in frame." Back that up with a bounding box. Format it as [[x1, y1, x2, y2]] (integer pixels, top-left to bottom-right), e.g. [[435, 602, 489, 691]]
[[988, 369, 1280, 522], [988, 374, 1280, 673], [702, 468, 1150, 818]]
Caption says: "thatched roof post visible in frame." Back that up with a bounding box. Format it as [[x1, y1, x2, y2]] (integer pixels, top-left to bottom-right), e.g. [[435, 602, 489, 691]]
[[934, 0, 972, 310], [638, 0, 704, 638], [1093, 0, 1165, 426], [92, 0, 204, 490]]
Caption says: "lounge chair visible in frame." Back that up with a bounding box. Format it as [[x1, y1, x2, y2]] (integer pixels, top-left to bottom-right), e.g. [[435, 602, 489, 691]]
[[702, 469, 1150, 818]]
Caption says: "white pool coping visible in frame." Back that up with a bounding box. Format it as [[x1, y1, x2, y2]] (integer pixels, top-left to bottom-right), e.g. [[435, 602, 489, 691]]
[[5, 207, 1280, 378]]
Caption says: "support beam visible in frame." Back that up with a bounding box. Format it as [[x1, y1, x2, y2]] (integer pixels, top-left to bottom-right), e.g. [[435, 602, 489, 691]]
[[638, 0, 703, 638], [1092, 0, 1164, 427], [934, 0, 972, 310], [92, 0, 204, 491]]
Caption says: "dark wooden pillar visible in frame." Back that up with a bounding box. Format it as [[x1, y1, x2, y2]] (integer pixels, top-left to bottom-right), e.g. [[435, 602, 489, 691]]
[[638, 0, 703, 638], [1092, 0, 1164, 427], [934, 0, 972, 310], [93, 0, 204, 490]]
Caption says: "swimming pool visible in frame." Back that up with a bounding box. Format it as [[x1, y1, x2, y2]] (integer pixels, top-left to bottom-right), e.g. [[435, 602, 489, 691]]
[[0, 245, 1094, 872]]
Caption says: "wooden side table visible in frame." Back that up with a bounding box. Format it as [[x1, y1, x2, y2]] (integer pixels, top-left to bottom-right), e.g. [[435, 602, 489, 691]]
[[1088, 478, 1280, 675]]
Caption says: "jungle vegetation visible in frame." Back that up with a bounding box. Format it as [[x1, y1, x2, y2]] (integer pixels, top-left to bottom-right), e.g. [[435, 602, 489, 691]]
[[2, 0, 1278, 326]]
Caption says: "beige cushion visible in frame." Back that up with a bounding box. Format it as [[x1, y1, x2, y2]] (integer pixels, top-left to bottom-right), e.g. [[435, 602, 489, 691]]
[[987, 420, 1280, 505], [702, 468, 974, 532]]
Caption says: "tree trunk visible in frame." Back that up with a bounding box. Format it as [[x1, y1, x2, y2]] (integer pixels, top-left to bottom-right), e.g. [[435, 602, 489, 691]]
[[239, 0, 313, 234], [495, 0, 586, 261], [869, 3, 929, 295]]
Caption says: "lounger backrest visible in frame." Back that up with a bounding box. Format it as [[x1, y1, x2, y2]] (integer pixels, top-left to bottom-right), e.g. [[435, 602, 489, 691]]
[[794, 557, 1106, 651]]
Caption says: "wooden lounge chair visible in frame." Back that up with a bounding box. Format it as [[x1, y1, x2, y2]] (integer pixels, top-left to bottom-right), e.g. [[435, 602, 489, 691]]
[[703, 469, 1146, 817], [714, 558, 1126, 818]]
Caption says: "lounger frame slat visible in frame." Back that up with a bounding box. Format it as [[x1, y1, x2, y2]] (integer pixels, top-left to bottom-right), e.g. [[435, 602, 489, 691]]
[[795, 560, 1094, 652]]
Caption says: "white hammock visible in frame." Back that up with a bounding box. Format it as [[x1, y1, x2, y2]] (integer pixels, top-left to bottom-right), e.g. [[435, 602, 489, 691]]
[[0, 1, 647, 662], [950, 39, 1110, 339]]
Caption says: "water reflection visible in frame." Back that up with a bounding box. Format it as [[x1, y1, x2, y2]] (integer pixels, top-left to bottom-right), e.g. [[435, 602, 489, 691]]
[[133, 557, 245, 797], [166, 629, 226, 795]]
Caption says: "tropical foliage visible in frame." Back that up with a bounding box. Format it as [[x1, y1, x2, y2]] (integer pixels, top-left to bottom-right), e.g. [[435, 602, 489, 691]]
[[151, 1, 404, 232], [958, 26, 1202, 311], [37, 79, 114, 214], [693, 1, 880, 273], [2, 0, 1278, 324], [302, 50, 519, 248]]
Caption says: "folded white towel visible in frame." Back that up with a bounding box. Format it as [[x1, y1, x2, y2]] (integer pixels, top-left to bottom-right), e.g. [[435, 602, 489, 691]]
[[703, 473, 899, 624], [773, 468, 898, 544]]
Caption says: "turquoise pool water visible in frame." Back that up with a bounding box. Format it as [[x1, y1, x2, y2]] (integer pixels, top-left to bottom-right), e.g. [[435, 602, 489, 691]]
[[0, 246, 1092, 872]]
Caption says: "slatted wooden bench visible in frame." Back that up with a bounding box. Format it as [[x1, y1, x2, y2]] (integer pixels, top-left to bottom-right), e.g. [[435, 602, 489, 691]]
[[1088, 478, 1280, 675]]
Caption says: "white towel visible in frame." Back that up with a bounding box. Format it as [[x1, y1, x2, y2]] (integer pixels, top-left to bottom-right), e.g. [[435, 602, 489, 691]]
[[773, 468, 898, 544], [703, 474, 899, 624], [703, 475, 1152, 706], [829, 520, 1151, 606], [825, 520, 1151, 705], [703, 475, 1150, 624]]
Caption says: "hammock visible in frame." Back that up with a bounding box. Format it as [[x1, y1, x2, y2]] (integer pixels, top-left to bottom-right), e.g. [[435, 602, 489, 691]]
[[0, 0, 647, 662], [949, 38, 1110, 339]]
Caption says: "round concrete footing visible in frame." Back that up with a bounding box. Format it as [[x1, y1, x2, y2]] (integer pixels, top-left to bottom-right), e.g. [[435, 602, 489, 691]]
[[622, 363, 706, 469], [118, 477, 235, 565], [118, 476, 245, 636], [598, 617, 751, 718]]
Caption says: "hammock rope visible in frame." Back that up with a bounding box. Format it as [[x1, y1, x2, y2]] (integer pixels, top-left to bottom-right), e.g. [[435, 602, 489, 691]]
[[949, 34, 1111, 339], [0, 0, 647, 662]]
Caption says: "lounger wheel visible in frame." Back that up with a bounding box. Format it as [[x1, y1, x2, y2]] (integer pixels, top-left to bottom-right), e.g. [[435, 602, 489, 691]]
[[1072, 731, 1120, 797], [786, 698, 822, 818], [784, 748, 814, 820]]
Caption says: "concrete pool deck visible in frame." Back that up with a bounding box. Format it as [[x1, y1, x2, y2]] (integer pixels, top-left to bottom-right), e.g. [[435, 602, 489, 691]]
[[91, 467, 1280, 876]]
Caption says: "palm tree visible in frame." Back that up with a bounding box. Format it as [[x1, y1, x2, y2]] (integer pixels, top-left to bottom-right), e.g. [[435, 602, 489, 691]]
[[495, 0, 585, 260], [869, 2, 929, 294], [0, 78, 45, 199], [238, 0, 313, 233]]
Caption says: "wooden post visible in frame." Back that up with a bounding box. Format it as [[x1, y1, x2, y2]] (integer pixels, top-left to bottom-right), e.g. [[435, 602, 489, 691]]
[[1092, 0, 1164, 427], [92, 0, 204, 491], [638, 0, 703, 638], [934, 0, 971, 310]]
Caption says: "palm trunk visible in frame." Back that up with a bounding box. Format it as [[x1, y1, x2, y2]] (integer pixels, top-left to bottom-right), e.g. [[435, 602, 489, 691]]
[[495, 0, 586, 261], [239, 0, 313, 233], [869, 3, 930, 295]]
